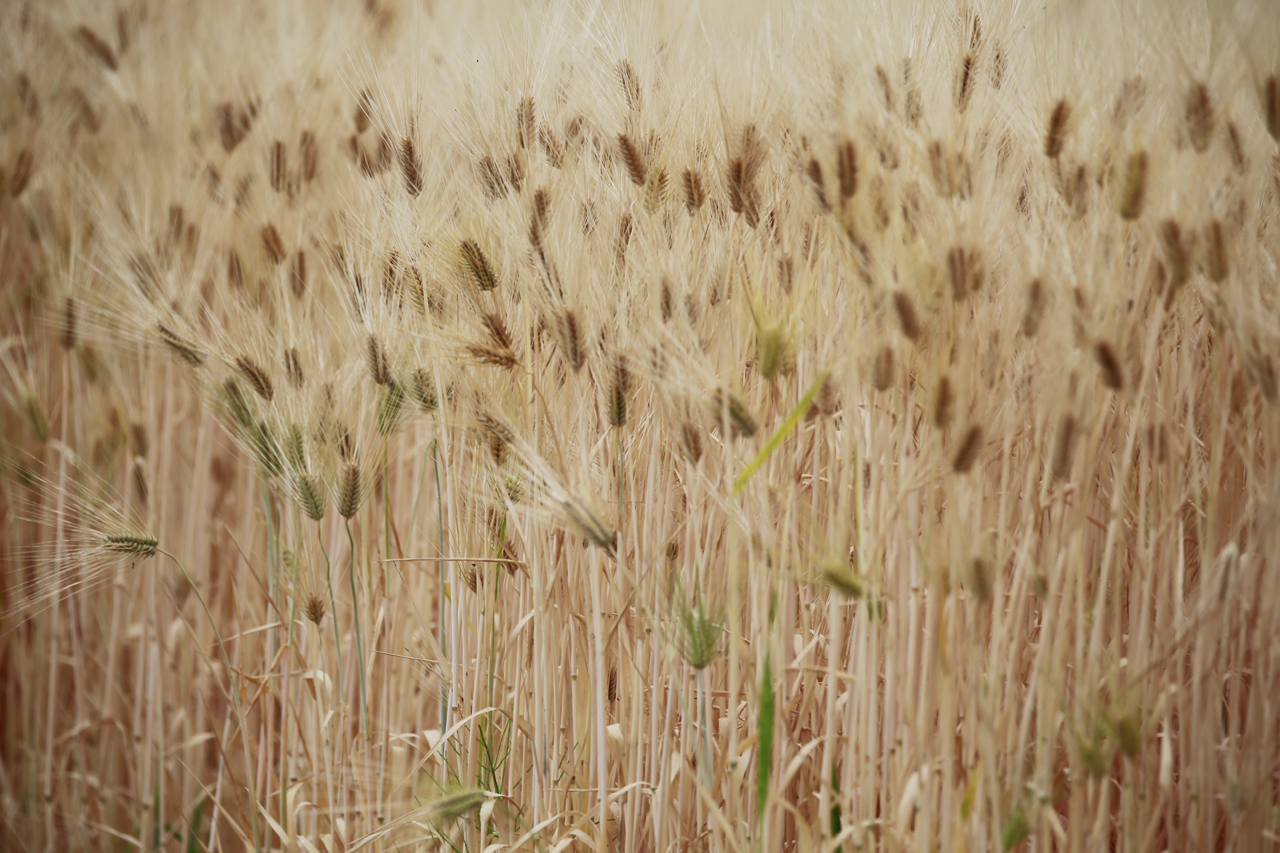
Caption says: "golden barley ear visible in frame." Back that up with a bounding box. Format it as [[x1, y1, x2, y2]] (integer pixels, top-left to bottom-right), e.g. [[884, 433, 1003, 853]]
[[806, 159, 829, 212], [299, 130, 319, 182], [1159, 220, 1189, 288], [618, 60, 641, 111], [1118, 150, 1148, 221], [517, 96, 536, 149], [59, 298, 77, 351], [933, 375, 954, 428], [1185, 82, 1214, 154], [607, 355, 631, 427], [1204, 220, 1228, 282], [75, 25, 118, 71], [952, 424, 983, 473], [892, 291, 921, 341], [955, 52, 975, 112], [367, 334, 391, 385], [683, 168, 706, 213], [235, 356, 275, 402], [400, 137, 422, 197], [1094, 341, 1124, 391], [1264, 75, 1280, 142], [460, 239, 499, 291], [291, 250, 307, 298], [1051, 414, 1077, 480], [1045, 100, 1071, 159], [261, 224, 286, 265], [618, 133, 646, 187], [1021, 279, 1045, 338], [9, 148, 34, 198], [872, 346, 895, 391]]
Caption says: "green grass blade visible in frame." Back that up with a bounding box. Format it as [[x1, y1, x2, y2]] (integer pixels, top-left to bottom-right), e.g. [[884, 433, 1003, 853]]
[[757, 650, 774, 825], [734, 372, 828, 494]]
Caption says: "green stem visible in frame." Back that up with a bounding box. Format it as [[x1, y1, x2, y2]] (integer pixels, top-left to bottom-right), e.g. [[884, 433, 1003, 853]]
[[318, 522, 341, 722], [159, 548, 262, 853], [345, 519, 369, 737], [433, 436, 449, 735]]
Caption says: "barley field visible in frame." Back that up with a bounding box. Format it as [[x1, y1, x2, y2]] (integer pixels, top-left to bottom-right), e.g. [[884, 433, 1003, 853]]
[[2, 0, 1279, 850]]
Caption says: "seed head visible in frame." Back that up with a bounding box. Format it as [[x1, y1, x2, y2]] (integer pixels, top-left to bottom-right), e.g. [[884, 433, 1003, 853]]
[[102, 532, 158, 558]]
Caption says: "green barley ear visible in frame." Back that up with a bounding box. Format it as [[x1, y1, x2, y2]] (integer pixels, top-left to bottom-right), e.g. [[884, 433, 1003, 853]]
[[411, 368, 438, 412], [158, 323, 205, 366], [710, 387, 758, 438], [678, 601, 724, 670], [219, 378, 256, 431], [336, 463, 363, 519], [375, 377, 409, 436], [460, 239, 498, 291], [421, 790, 488, 827], [754, 322, 793, 381], [250, 420, 284, 478], [297, 472, 327, 521], [102, 531, 158, 558], [820, 560, 863, 598]]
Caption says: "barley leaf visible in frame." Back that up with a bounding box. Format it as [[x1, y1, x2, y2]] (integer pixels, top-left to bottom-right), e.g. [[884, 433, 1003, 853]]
[[734, 371, 828, 494]]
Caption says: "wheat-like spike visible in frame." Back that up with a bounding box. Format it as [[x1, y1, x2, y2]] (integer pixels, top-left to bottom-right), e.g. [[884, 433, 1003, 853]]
[[102, 532, 157, 557], [1052, 414, 1078, 480], [710, 387, 757, 438], [956, 52, 975, 112], [59, 297, 77, 351], [873, 346, 895, 391], [517, 96, 536, 149], [608, 355, 630, 427], [618, 60, 641, 111], [481, 312, 514, 352], [1185, 82, 1214, 153], [261, 224, 286, 265], [836, 139, 858, 200], [283, 347, 304, 388], [1095, 341, 1124, 390], [1021, 279, 1045, 337], [1045, 99, 1071, 159], [367, 334, 391, 385], [412, 368, 438, 411], [376, 378, 409, 436], [355, 88, 373, 134], [806, 159, 829, 212], [299, 130, 318, 182], [892, 291, 921, 341], [336, 463, 363, 518], [616, 213, 633, 265], [1159, 220, 1190, 287], [933, 375, 954, 428], [618, 133, 646, 186], [303, 592, 327, 625], [235, 356, 275, 401], [158, 324, 205, 366], [683, 168, 706, 213], [460, 239, 498, 291], [561, 310, 584, 372], [561, 493, 617, 558], [16, 73, 39, 119], [952, 424, 983, 473], [270, 140, 287, 193], [1205, 220, 1228, 282], [1118, 150, 1148, 220], [401, 137, 423, 197], [1264, 75, 1280, 142], [75, 25, 118, 71]]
